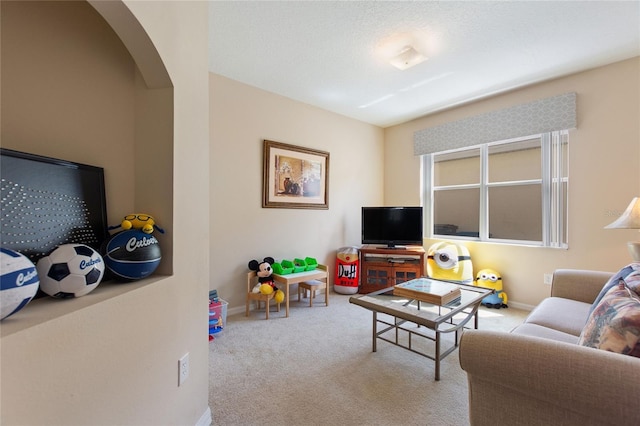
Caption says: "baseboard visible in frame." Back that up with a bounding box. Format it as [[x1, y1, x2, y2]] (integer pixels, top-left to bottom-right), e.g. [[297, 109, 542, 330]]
[[227, 305, 245, 316], [507, 301, 535, 311], [195, 406, 212, 426]]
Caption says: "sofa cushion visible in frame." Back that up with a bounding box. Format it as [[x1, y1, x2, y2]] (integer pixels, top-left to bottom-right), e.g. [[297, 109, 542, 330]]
[[588, 263, 639, 315], [578, 281, 640, 357], [511, 322, 580, 344], [524, 297, 592, 336]]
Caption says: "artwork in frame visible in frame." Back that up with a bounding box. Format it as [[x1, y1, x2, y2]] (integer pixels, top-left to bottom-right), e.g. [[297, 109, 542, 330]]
[[263, 140, 329, 209]]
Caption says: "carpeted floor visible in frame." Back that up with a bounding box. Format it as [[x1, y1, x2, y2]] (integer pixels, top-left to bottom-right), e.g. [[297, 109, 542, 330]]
[[209, 291, 528, 426]]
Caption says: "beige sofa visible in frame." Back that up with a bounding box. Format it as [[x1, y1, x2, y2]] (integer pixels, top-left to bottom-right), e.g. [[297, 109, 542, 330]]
[[459, 268, 640, 426]]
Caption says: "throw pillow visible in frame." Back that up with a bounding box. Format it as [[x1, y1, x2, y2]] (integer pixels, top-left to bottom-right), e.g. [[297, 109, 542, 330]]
[[623, 266, 640, 296], [588, 263, 639, 316], [578, 281, 640, 357]]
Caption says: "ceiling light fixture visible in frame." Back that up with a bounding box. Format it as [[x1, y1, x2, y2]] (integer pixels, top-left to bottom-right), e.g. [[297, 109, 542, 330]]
[[389, 45, 428, 70], [376, 30, 430, 71]]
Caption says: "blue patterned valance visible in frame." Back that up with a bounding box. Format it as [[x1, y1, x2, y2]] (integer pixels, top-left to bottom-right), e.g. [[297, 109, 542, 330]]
[[414, 92, 577, 155]]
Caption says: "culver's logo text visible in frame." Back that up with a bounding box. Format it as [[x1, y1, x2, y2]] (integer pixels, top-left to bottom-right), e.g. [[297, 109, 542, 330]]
[[16, 269, 38, 286], [80, 257, 103, 270], [126, 236, 159, 252]]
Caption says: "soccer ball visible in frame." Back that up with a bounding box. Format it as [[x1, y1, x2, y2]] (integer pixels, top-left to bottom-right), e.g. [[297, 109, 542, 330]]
[[0, 248, 40, 320], [36, 244, 105, 298]]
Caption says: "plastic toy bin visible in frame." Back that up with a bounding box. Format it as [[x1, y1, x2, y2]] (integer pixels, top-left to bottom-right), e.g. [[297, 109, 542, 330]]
[[294, 258, 308, 272], [209, 299, 228, 335], [272, 262, 293, 275], [304, 257, 318, 271], [282, 259, 305, 273]]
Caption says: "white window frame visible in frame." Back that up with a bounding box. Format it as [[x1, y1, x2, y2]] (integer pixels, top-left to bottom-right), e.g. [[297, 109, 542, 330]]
[[422, 131, 568, 248]]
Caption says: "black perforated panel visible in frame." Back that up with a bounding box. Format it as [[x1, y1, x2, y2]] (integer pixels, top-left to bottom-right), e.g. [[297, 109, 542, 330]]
[[0, 148, 108, 264]]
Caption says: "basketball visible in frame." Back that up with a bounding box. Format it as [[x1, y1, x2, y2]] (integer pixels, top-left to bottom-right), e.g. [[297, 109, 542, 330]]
[[0, 248, 40, 320], [36, 244, 105, 298], [103, 230, 161, 280]]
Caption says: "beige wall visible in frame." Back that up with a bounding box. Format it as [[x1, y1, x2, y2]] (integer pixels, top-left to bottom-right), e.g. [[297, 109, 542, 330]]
[[385, 57, 640, 308], [209, 74, 384, 310], [1, 0, 137, 219], [1, 1, 210, 425]]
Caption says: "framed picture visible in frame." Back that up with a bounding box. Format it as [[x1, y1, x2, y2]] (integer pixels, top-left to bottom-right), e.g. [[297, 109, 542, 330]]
[[263, 140, 329, 209]]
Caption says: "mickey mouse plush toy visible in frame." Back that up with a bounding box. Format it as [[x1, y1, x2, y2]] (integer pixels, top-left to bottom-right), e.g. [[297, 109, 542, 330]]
[[248, 257, 285, 303]]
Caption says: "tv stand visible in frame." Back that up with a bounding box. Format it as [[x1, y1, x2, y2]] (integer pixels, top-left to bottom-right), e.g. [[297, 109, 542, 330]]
[[359, 245, 425, 294]]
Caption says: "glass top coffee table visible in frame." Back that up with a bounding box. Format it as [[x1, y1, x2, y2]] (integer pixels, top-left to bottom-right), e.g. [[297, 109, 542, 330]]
[[349, 279, 493, 381]]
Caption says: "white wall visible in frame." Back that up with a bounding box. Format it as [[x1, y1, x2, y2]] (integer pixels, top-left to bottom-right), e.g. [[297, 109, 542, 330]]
[[0, 1, 210, 424], [209, 74, 384, 310], [384, 57, 640, 308]]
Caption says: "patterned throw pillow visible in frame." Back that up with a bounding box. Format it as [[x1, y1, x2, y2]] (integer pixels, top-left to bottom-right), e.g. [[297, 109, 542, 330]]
[[624, 267, 640, 296], [588, 263, 638, 316], [578, 280, 640, 357]]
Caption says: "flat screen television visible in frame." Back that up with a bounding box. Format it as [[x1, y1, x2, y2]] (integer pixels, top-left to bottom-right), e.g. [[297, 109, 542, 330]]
[[361, 206, 423, 248]]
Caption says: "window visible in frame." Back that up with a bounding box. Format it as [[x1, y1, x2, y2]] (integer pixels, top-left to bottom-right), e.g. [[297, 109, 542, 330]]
[[422, 131, 568, 247]]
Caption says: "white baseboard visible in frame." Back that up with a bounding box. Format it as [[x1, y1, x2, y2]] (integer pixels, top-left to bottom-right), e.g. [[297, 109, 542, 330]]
[[507, 301, 535, 311], [227, 305, 245, 316], [196, 406, 212, 426]]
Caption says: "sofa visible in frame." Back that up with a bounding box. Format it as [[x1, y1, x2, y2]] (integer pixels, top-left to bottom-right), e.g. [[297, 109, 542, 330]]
[[459, 266, 640, 426]]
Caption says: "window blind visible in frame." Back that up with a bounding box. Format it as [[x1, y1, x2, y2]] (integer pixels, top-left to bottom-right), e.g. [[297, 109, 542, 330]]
[[414, 92, 576, 155]]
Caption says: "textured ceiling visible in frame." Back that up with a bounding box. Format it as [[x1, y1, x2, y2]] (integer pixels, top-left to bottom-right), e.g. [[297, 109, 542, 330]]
[[209, 1, 640, 128]]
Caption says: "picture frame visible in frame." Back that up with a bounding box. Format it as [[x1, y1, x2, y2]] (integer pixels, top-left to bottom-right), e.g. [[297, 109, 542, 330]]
[[263, 140, 329, 209]]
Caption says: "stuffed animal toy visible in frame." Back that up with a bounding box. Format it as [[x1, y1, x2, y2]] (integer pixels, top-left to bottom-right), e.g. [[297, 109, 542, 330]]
[[474, 268, 508, 308], [108, 213, 165, 234], [248, 257, 285, 303], [427, 241, 473, 284]]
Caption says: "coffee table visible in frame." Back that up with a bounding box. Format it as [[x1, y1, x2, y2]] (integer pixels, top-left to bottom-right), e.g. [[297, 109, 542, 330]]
[[349, 280, 493, 380]]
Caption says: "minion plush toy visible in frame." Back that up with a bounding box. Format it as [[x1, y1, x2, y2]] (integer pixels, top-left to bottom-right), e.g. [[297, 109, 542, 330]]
[[109, 213, 165, 234], [474, 268, 508, 308], [427, 241, 473, 284]]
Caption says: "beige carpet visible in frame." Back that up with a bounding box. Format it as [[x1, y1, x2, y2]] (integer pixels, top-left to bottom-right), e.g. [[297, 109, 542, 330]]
[[209, 291, 528, 426]]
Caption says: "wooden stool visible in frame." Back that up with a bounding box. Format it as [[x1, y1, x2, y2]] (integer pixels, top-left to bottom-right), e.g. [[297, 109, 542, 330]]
[[246, 271, 281, 319], [297, 279, 329, 307]]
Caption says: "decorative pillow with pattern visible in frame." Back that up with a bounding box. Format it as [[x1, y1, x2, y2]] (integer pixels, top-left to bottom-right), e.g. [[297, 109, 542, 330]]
[[578, 280, 640, 357], [588, 264, 637, 316], [623, 265, 640, 296]]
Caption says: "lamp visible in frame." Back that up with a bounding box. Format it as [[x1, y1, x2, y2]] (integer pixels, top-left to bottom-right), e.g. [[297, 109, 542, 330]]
[[605, 196, 640, 261]]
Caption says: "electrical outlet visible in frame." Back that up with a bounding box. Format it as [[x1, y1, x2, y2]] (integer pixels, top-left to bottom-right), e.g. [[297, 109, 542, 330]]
[[178, 353, 189, 386], [544, 274, 553, 286]]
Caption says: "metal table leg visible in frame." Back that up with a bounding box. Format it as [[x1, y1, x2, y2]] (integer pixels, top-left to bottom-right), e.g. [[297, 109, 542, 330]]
[[435, 331, 441, 381], [372, 312, 377, 352]]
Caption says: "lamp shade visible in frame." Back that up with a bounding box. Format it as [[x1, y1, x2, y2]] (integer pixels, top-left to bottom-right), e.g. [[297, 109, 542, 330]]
[[605, 197, 640, 229]]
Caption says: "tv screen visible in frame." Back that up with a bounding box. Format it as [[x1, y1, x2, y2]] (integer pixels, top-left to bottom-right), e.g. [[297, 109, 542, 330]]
[[361, 206, 423, 248]]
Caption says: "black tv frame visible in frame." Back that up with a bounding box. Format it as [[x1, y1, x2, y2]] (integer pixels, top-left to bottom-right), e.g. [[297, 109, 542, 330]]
[[0, 148, 109, 265], [361, 206, 423, 248]]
